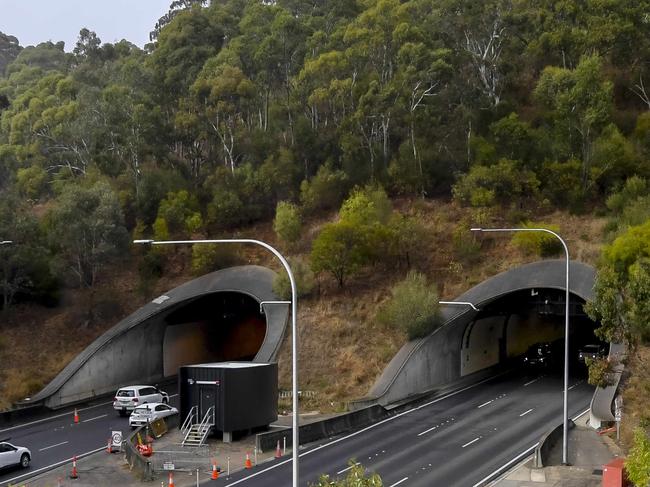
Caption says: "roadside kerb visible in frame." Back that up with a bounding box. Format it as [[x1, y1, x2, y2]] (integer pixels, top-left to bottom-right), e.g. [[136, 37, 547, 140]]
[[534, 419, 575, 468]]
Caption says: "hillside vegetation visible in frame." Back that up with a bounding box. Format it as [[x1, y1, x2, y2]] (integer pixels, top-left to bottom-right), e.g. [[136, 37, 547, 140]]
[[0, 0, 650, 482]]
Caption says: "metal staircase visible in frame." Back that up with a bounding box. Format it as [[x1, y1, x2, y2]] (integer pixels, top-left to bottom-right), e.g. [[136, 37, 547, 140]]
[[181, 406, 214, 447]]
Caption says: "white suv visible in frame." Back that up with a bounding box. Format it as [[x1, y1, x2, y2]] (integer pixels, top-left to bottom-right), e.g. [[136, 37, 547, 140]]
[[0, 441, 31, 469], [113, 385, 169, 416]]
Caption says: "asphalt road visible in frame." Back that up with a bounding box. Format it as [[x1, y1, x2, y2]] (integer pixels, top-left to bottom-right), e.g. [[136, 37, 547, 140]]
[[0, 392, 179, 486], [209, 370, 593, 487]]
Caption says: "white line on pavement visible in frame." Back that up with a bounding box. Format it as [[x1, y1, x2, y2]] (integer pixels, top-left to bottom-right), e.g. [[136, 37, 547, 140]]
[[82, 414, 108, 423], [478, 400, 493, 408], [221, 374, 507, 487], [336, 462, 360, 475], [462, 437, 481, 448], [1, 445, 105, 486], [38, 440, 69, 452], [389, 477, 409, 486], [474, 443, 539, 487], [519, 408, 534, 417], [417, 424, 439, 436], [523, 378, 539, 387]]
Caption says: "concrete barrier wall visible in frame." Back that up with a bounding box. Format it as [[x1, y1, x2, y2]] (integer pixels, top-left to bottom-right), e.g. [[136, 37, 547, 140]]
[[534, 419, 575, 468]]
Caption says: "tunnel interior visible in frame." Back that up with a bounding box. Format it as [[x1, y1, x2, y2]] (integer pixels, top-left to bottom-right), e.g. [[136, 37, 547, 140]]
[[161, 292, 266, 377], [461, 288, 602, 377]]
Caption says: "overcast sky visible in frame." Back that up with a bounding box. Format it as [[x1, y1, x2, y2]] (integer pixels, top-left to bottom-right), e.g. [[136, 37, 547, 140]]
[[0, 0, 173, 50]]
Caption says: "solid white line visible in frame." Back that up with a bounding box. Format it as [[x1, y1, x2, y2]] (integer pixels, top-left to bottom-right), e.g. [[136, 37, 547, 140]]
[[519, 408, 533, 417], [38, 440, 69, 452], [222, 374, 505, 487], [572, 408, 590, 421], [389, 477, 409, 486], [462, 437, 480, 448], [523, 378, 539, 387], [472, 443, 539, 487], [82, 414, 108, 423], [336, 462, 359, 475], [478, 400, 493, 408], [0, 445, 105, 486]]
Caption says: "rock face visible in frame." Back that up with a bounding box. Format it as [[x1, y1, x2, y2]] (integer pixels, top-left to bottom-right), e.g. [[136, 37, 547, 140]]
[[0, 32, 22, 76]]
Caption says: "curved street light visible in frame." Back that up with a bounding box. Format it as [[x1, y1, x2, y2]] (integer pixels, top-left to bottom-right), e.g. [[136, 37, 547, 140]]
[[471, 227, 571, 465], [0, 241, 12, 245], [134, 238, 299, 486]]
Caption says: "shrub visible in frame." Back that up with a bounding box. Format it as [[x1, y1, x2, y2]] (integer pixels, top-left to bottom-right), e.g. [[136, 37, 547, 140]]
[[191, 244, 239, 276], [377, 271, 442, 339], [585, 356, 616, 388], [300, 165, 349, 214], [156, 190, 201, 236], [311, 461, 382, 486], [511, 222, 563, 257], [311, 221, 369, 287], [274, 201, 302, 247], [626, 428, 650, 487], [272, 257, 315, 300], [16, 166, 48, 200], [339, 185, 392, 226]]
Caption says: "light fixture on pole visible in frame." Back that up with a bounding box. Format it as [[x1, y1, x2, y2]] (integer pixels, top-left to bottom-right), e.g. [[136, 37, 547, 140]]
[[134, 238, 300, 486], [470, 227, 571, 465], [439, 301, 479, 311], [0, 241, 12, 245]]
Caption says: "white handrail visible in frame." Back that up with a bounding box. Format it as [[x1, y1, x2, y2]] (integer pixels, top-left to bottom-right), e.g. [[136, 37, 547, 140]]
[[181, 406, 197, 439]]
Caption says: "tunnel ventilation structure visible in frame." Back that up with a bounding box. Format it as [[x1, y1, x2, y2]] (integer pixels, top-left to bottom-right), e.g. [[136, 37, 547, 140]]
[[360, 260, 599, 408], [27, 265, 288, 409]]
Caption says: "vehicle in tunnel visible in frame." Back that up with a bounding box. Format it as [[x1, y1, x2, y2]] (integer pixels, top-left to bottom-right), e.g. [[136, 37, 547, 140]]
[[522, 342, 556, 370], [578, 343, 607, 363]]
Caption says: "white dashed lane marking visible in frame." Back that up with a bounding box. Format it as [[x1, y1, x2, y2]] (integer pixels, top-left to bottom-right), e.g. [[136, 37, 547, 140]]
[[39, 441, 69, 452], [462, 437, 481, 448], [519, 408, 534, 417]]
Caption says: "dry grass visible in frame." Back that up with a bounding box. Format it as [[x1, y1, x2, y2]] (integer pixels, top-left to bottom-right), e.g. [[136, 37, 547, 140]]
[[620, 346, 650, 449], [0, 199, 609, 412]]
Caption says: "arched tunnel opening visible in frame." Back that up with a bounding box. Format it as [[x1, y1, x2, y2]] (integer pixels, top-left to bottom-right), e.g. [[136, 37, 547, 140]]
[[161, 292, 266, 377], [461, 288, 601, 378]]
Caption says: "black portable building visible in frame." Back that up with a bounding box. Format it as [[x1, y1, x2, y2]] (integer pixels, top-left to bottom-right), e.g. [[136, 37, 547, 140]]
[[179, 362, 277, 441]]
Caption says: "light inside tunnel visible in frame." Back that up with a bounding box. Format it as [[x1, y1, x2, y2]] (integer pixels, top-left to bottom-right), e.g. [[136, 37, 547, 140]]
[[162, 292, 266, 377]]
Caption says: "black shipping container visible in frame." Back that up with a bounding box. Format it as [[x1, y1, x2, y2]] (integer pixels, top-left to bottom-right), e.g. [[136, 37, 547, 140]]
[[179, 362, 277, 439]]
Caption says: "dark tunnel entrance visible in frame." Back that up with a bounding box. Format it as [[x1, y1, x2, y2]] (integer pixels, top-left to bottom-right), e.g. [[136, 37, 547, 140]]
[[162, 292, 265, 377], [460, 288, 601, 376]]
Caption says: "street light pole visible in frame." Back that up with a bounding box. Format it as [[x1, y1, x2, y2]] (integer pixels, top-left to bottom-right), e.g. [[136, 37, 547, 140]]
[[134, 238, 300, 486], [471, 227, 571, 465], [0, 241, 12, 245]]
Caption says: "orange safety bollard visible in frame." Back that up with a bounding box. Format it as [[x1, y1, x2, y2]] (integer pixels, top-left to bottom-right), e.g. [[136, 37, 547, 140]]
[[107, 438, 112, 454], [73, 408, 79, 424], [70, 455, 78, 479], [168, 471, 175, 487], [244, 452, 252, 469], [275, 440, 282, 459], [211, 461, 219, 480]]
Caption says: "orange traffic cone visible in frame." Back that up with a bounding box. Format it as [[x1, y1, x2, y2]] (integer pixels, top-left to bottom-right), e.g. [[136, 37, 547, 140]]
[[70, 455, 78, 479], [211, 461, 219, 479], [275, 440, 282, 459], [73, 408, 79, 424], [107, 438, 112, 453], [244, 452, 252, 469], [168, 472, 175, 487]]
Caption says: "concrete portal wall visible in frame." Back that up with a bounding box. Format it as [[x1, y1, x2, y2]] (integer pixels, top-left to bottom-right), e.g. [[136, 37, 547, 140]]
[[28, 266, 288, 410], [461, 316, 504, 376], [367, 260, 596, 407]]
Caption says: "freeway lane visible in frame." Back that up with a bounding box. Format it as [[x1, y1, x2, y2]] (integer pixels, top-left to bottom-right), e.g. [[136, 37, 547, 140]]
[[211, 370, 592, 487], [0, 394, 179, 486]]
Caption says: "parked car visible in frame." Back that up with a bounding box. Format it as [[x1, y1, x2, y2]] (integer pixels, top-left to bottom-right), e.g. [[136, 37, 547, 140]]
[[113, 385, 169, 416], [129, 403, 178, 428], [522, 342, 555, 369], [0, 441, 31, 469], [578, 344, 607, 363]]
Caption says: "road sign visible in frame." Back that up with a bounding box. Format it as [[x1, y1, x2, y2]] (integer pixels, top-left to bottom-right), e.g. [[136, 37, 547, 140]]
[[163, 461, 175, 470], [111, 431, 123, 452]]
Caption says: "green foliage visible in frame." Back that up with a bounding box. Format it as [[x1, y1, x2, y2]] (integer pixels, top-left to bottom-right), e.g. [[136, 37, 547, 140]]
[[377, 271, 442, 340], [311, 221, 369, 287], [511, 223, 563, 257], [626, 428, 650, 487], [452, 159, 540, 208], [15, 165, 48, 200], [274, 201, 302, 247], [606, 177, 648, 215], [272, 257, 315, 300], [605, 220, 650, 273], [156, 190, 202, 237], [339, 186, 392, 226], [190, 244, 239, 276], [300, 165, 350, 214], [585, 356, 616, 388], [311, 461, 382, 487]]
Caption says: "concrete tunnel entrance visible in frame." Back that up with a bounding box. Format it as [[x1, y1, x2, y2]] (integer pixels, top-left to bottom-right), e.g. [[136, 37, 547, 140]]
[[162, 292, 266, 377], [460, 288, 599, 376]]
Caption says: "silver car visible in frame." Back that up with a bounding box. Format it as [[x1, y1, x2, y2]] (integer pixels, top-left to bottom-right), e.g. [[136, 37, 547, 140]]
[[113, 385, 169, 416], [129, 403, 178, 428], [0, 441, 31, 469]]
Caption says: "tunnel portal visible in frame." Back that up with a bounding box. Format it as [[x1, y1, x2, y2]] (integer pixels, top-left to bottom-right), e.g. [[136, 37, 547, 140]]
[[162, 292, 266, 376]]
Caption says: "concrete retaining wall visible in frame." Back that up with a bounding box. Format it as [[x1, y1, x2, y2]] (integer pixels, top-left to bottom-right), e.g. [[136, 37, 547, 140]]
[[534, 419, 575, 468]]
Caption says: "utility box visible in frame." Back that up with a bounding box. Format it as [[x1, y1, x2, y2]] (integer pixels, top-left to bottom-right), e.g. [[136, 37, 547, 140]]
[[602, 458, 628, 487], [179, 362, 277, 442]]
